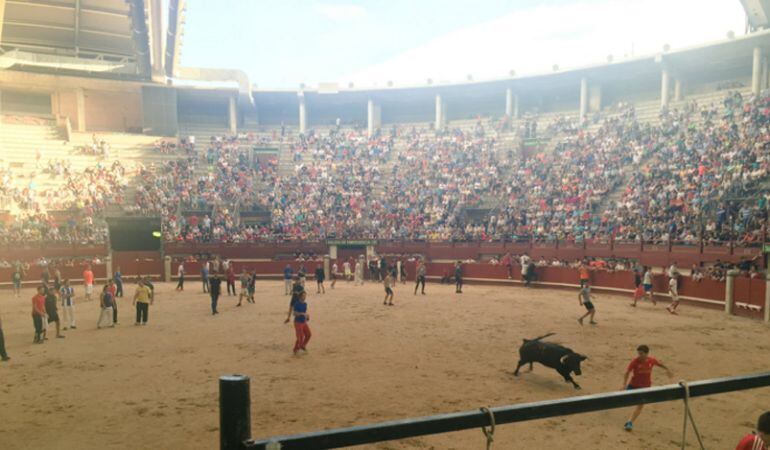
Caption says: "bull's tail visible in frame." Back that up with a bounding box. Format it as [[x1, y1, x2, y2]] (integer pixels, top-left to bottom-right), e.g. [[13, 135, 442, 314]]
[[523, 332, 555, 343]]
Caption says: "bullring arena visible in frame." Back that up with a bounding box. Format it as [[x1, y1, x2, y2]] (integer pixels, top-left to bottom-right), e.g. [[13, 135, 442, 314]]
[[2, 1, 770, 449], [0, 274, 768, 450]]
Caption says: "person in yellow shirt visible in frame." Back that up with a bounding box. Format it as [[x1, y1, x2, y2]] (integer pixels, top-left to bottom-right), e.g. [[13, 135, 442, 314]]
[[133, 280, 153, 326]]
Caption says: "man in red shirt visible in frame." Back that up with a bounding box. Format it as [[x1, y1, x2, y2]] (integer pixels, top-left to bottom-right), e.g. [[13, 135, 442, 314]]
[[736, 411, 769, 450], [622, 345, 672, 431], [83, 265, 94, 302], [31, 286, 47, 344]]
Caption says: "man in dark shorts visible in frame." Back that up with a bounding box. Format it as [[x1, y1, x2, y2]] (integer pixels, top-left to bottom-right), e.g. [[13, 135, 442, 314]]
[[45, 285, 65, 339], [315, 264, 325, 294], [577, 285, 597, 326], [247, 270, 256, 303], [622, 345, 672, 431]]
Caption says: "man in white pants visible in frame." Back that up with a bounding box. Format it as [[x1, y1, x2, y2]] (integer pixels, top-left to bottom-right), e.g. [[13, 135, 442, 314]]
[[59, 279, 76, 330]]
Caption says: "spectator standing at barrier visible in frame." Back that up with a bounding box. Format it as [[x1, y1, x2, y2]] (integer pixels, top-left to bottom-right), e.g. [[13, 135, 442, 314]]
[[454, 261, 463, 294], [45, 285, 65, 339], [315, 264, 325, 294], [414, 261, 426, 295], [622, 345, 672, 432], [83, 265, 94, 302], [12, 267, 23, 298], [97, 285, 115, 329], [114, 266, 123, 298], [577, 285, 597, 325], [735, 411, 769, 450], [176, 262, 185, 291], [226, 265, 236, 296], [59, 279, 76, 330], [201, 261, 210, 294], [0, 313, 9, 361], [519, 253, 531, 281], [209, 274, 222, 315], [285, 291, 311, 355], [31, 286, 47, 343], [283, 264, 293, 295], [133, 280, 152, 326]]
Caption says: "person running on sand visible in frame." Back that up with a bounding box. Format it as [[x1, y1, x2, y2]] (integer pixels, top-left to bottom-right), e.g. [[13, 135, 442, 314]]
[[622, 345, 672, 432], [577, 285, 597, 326]]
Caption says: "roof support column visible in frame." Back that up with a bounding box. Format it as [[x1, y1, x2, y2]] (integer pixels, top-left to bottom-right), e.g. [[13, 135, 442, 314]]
[[505, 88, 513, 117], [762, 57, 769, 91], [367, 99, 381, 137], [298, 93, 307, 134], [76, 88, 86, 132], [435, 94, 446, 130], [579, 77, 588, 121], [752, 46, 763, 96], [660, 68, 670, 108], [228, 96, 238, 135], [149, 0, 166, 82]]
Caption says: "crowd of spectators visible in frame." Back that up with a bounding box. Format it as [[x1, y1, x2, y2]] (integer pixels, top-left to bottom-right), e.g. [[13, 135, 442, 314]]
[[2, 90, 769, 249]]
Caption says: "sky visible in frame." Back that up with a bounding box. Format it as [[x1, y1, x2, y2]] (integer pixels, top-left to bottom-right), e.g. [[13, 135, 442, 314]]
[[179, 0, 748, 89]]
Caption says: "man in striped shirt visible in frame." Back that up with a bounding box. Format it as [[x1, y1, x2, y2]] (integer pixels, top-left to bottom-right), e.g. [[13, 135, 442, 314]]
[[736, 411, 769, 450]]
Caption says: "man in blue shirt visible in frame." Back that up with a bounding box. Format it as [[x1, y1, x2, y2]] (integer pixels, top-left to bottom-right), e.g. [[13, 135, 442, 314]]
[[283, 264, 293, 295]]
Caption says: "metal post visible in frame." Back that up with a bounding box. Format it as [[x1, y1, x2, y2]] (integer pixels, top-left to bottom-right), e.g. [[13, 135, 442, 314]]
[[725, 269, 738, 315], [220, 375, 251, 450]]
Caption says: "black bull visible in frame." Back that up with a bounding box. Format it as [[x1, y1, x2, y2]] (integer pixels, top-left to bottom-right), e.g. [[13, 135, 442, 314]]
[[514, 333, 588, 390]]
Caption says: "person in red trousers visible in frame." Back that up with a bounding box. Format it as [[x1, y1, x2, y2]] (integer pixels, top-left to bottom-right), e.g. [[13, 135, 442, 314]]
[[284, 291, 311, 355]]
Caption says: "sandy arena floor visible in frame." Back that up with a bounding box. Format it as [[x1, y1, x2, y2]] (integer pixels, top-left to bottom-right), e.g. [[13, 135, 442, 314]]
[[0, 279, 768, 450]]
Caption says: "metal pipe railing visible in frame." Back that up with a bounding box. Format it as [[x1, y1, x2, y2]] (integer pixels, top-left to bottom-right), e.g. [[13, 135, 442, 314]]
[[220, 371, 770, 450]]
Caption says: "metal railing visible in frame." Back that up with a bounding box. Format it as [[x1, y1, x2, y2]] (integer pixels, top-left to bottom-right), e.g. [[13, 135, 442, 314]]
[[220, 371, 770, 450]]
